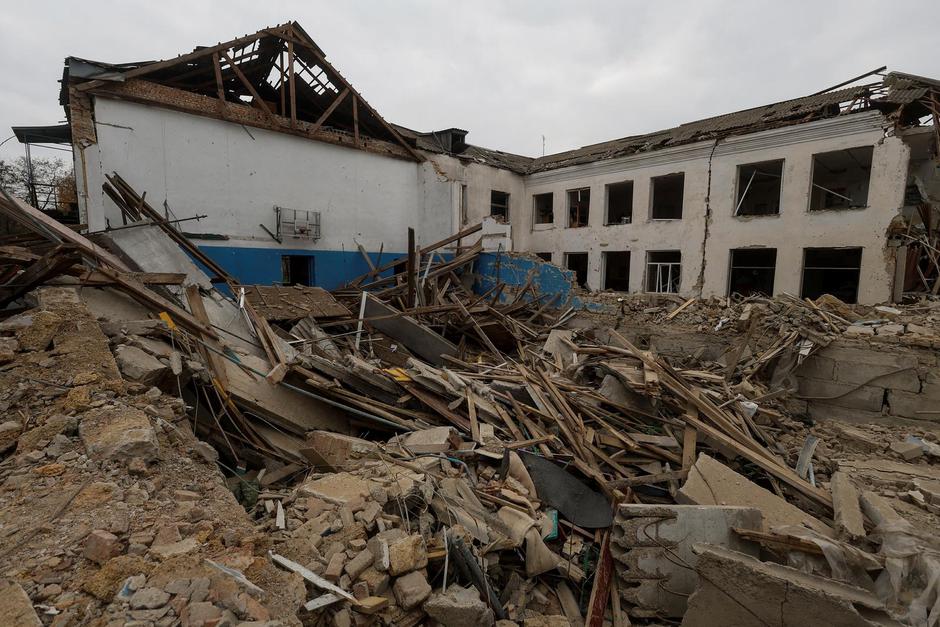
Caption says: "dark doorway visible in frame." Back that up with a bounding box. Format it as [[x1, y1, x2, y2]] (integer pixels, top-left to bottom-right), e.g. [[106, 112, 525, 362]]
[[801, 247, 862, 303], [603, 251, 631, 291], [728, 248, 777, 297], [282, 255, 314, 286], [566, 252, 589, 288]]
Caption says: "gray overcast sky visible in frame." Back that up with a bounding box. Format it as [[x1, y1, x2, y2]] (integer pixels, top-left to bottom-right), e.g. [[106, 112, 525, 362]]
[[0, 0, 936, 164]]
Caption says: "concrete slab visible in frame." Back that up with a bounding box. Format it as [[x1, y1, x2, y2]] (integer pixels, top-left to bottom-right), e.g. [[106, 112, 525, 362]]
[[678, 454, 832, 536], [681, 544, 900, 627], [612, 504, 762, 618]]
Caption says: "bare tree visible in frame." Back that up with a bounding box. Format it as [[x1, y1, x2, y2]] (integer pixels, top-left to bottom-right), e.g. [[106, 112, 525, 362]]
[[0, 156, 73, 211]]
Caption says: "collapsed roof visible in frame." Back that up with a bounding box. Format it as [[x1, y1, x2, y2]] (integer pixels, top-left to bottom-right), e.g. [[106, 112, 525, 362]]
[[60, 21, 423, 161], [57, 22, 940, 176]]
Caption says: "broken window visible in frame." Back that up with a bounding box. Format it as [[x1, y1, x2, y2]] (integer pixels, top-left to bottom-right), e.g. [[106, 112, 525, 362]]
[[801, 247, 862, 303], [728, 248, 777, 297], [282, 255, 314, 286], [490, 190, 510, 220], [735, 160, 783, 216], [603, 251, 631, 291], [646, 251, 681, 293], [809, 146, 873, 210], [650, 173, 684, 220], [606, 181, 633, 225], [533, 193, 554, 225], [535, 252, 553, 262], [565, 252, 589, 287], [567, 188, 590, 228]]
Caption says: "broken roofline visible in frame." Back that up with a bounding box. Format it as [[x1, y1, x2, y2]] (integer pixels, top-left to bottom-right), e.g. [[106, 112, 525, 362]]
[[63, 21, 424, 163], [383, 67, 939, 176], [59, 20, 938, 174]]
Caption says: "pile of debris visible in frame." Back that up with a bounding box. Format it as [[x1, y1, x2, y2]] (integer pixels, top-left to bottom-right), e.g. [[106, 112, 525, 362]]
[[2, 180, 940, 626]]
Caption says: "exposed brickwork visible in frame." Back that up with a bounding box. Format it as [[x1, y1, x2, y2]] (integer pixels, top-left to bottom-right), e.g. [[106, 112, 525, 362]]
[[68, 87, 97, 145], [86, 79, 416, 162]]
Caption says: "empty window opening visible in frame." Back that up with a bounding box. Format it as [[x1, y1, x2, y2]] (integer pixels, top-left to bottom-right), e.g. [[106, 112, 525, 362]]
[[603, 251, 631, 291], [606, 181, 634, 225], [809, 146, 873, 210], [651, 173, 684, 220], [490, 190, 510, 220], [735, 160, 783, 216], [535, 252, 553, 262], [646, 251, 681, 293], [801, 247, 862, 303], [282, 255, 314, 286], [533, 193, 554, 225], [729, 248, 777, 297], [567, 188, 590, 228], [565, 252, 589, 287], [459, 184, 468, 225]]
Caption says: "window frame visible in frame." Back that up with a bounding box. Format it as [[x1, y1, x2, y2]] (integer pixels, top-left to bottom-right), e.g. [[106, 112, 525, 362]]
[[533, 192, 554, 226], [649, 172, 685, 221], [733, 159, 784, 217], [566, 187, 591, 228], [645, 250, 681, 293], [605, 180, 634, 225], [490, 190, 510, 220]]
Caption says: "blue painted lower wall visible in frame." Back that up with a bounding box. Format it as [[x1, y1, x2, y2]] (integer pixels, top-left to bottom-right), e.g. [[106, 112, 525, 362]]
[[473, 251, 584, 310], [196, 245, 404, 290]]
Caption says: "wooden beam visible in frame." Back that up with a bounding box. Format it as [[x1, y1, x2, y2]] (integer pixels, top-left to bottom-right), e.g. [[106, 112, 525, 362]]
[[212, 52, 226, 106], [352, 95, 360, 145], [185, 285, 229, 390], [77, 28, 275, 92], [406, 227, 416, 309], [282, 30, 424, 162], [220, 51, 273, 118], [309, 88, 349, 134], [287, 32, 297, 128], [0, 246, 76, 307]]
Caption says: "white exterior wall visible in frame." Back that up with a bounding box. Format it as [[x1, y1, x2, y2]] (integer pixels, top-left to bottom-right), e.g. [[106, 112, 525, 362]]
[[78, 98, 454, 253], [518, 111, 909, 303]]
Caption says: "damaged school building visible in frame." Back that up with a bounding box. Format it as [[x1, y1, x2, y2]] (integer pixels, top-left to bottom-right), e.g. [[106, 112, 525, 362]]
[[3, 19, 940, 627]]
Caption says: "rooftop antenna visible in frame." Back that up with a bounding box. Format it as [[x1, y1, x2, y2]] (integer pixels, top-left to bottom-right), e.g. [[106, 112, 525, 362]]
[[542, 135, 546, 156]]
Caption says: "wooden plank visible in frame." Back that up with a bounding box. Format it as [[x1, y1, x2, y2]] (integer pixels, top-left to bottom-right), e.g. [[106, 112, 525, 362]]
[[0, 194, 130, 270], [185, 284, 228, 388], [220, 51, 274, 118], [585, 531, 613, 627], [406, 227, 416, 309], [467, 388, 481, 444], [269, 552, 358, 603], [682, 424, 698, 471], [98, 267, 218, 340], [352, 95, 360, 145], [309, 88, 350, 134], [609, 469, 689, 488], [665, 296, 696, 320], [76, 270, 186, 286], [0, 246, 76, 307]]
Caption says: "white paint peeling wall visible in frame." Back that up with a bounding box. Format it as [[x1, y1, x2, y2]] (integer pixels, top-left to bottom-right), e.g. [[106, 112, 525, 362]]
[[79, 98, 456, 252], [519, 111, 911, 303], [73, 98, 914, 303]]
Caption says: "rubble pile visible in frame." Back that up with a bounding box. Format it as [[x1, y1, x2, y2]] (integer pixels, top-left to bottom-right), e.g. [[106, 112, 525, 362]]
[[587, 291, 940, 348], [1, 184, 940, 626]]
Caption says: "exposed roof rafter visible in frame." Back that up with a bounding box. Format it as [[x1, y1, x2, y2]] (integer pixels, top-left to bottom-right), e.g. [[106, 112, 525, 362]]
[[68, 21, 423, 162]]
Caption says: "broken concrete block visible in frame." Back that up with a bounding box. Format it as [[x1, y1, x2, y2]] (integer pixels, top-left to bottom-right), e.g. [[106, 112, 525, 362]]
[[844, 325, 875, 337], [859, 490, 903, 527], [678, 454, 831, 535], [79, 406, 158, 462], [681, 544, 898, 627], [324, 552, 346, 581], [387, 534, 428, 576], [114, 344, 168, 385], [392, 570, 432, 610], [354, 596, 389, 615], [830, 472, 865, 540], [423, 585, 494, 627], [345, 548, 374, 581], [300, 431, 377, 471], [889, 439, 924, 461], [397, 426, 462, 454], [84, 529, 122, 564], [875, 323, 904, 336], [129, 587, 171, 610], [613, 504, 762, 617], [298, 472, 371, 506], [0, 579, 41, 626]]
